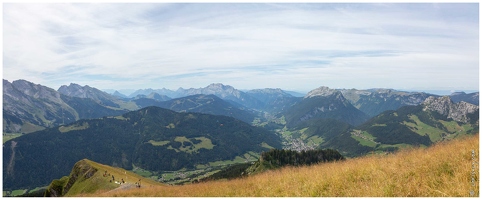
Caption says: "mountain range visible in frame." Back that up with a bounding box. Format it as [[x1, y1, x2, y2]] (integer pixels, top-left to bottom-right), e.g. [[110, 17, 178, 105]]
[[3, 80, 128, 134], [2, 79, 479, 192], [4, 79, 479, 135]]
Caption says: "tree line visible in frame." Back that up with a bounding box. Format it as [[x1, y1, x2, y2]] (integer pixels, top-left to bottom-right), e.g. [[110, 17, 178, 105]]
[[260, 148, 345, 167]]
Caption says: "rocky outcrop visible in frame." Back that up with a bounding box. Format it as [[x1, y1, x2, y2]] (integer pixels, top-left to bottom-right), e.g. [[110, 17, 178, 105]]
[[423, 96, 479, 123]]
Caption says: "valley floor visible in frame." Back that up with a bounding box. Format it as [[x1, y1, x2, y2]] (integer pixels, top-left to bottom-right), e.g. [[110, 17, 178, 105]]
[[83, 134, 479, 197]]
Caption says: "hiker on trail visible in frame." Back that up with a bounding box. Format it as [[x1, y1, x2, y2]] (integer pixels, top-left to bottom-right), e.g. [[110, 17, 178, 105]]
[[112, 175, 115, 181]]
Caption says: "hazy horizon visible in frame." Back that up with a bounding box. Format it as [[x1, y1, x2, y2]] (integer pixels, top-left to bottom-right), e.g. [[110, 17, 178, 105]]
[[96, 83, 478, 97]]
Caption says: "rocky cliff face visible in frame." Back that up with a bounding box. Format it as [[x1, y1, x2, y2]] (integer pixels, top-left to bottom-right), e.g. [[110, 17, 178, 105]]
[[58, 83, 121, 108], [423, 96, 479, 123], [3, 79, 77, 133], [3, 79, 127, 133]]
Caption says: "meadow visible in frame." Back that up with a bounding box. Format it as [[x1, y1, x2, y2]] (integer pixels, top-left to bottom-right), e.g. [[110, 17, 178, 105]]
[[84, 134, 479, 197]]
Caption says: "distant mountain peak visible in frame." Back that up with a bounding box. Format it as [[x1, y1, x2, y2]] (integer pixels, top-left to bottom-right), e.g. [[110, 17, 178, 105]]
[[205, 83, 235, 91], [112, 91, 127, 98], [58, 83, 121, 108], [207, 83, 227, 87], [304, 86, 339, 99]]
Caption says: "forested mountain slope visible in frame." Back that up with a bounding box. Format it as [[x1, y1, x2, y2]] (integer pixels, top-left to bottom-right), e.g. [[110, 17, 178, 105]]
[[3, 106, 281, 190]]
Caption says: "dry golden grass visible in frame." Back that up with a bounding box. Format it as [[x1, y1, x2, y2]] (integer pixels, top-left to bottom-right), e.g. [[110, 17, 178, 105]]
[[85, 134, 479, 197]]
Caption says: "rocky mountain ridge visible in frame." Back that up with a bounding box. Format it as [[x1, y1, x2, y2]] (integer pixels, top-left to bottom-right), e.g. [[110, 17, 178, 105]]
[[304, 86, 338, 98], [4, 80, 79, 133], [58, 83, 121, 108], [339, 88, 434, 117], [3, 80, 128, 133], [5, 79, 478, 134], [423, 96, 479, 123]]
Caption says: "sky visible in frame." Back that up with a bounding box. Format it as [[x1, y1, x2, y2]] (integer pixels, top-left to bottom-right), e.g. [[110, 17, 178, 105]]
[[3, 3, 479, 94]]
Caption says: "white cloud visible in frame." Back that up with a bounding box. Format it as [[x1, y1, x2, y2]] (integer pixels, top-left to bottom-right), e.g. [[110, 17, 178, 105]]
[[3, 3, 479, 92]]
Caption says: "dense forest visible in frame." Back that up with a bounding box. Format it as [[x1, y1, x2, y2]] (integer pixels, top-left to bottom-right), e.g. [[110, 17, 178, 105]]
[[260, 148, 345, 167]]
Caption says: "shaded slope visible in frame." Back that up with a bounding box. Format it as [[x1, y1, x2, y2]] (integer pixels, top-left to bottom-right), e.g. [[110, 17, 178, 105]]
[[284, 87, 370, 127], [133, 94, 258, 123], [3, 106, 281, 190], [450, 91, 479, 105]]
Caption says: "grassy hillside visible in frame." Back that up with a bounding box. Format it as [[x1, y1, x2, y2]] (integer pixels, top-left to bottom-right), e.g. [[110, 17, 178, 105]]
[[46, 159, 162, 197], [84, 134, 479, 197]]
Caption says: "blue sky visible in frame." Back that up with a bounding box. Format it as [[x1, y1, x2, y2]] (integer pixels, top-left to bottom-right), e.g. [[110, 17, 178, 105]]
[[3, 3, 479, 93]]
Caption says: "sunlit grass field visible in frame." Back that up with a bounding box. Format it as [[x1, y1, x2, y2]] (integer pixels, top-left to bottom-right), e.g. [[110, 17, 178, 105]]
[[84, 134, 479, 197]]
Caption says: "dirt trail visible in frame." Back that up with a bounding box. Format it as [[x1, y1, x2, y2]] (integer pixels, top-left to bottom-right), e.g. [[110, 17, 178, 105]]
[[105, 183, 136, 194]]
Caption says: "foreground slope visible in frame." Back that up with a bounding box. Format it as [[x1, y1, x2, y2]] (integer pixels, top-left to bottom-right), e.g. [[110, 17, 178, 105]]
[[85, 134, 479, 197], [3, 106, 281, 190]]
